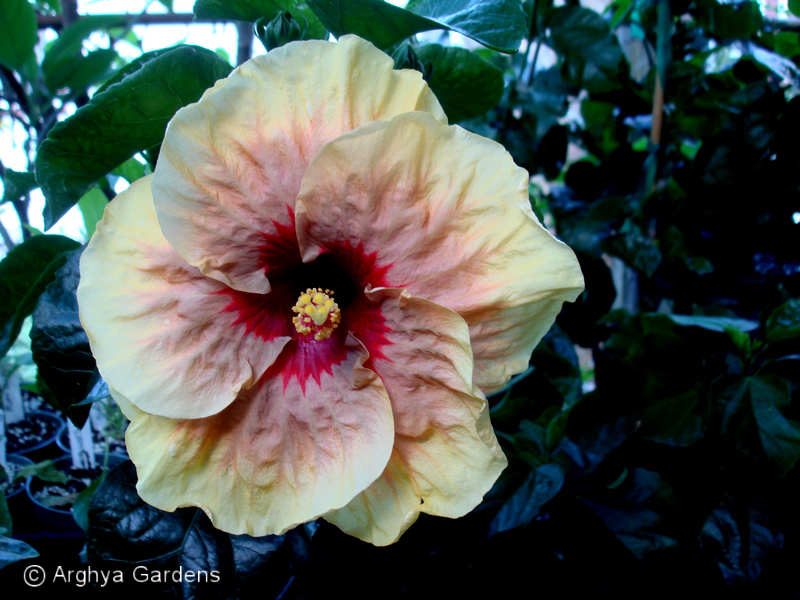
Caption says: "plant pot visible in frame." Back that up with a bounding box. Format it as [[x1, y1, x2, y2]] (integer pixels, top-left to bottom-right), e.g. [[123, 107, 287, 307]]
[[2, 454, 35, 522], [25, 454, 126, 534], [7, 411, 65, 462], [56, 425, 127, 458]]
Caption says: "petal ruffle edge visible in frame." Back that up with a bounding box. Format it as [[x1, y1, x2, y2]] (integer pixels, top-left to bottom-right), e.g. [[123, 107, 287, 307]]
[[296, 111, 584, 395], [78, 175, 290, 419], [153, 35, 446, 295], [324, 288, 506, 545], [115, 334, 395, 537]]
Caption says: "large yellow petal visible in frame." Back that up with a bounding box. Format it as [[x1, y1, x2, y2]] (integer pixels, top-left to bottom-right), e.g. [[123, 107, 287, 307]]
[[152, 35, 446, 294], [78, 175, 290, 419], [324, 288, 506, 545], [115, 334, 395, 537], [296, 112, 584, 395]]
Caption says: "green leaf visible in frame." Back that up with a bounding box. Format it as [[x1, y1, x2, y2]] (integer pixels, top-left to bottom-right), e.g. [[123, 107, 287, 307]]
[[306, 0, 439, 49], [18, 460, 71, 484], [41, 15, 129, 93], [489, 463, 565, 535], [546, 6, 624, 92], [527, 68, 571, 138], [306, 0, 526, 53], [35, 0, 62, 14], [77, 187, 108, 239], [774, 32, 800, 60], [0, 235, 81, 359], [717, 374, 800, 474], [109, 157, 148, 184], [2, 170, 38, 202], [46, 48, 119, 95], [791, 0, 800, 17], [73, 473, 105, 531], [750, 375, 800, 474], [695, 0, 762, 40], [405, 0, 526, 52], [0, 532, 39, 569], [30, 248, 98, 428], [639, 389, 706, 446], [36, 45, 233, 229], [700, 500, 783, 584], [88, 462, 315, 593], [584, 468, 678, 559], [92, 47, 175, 96], [766, 299, 800, 343], [71, 375, 109, 408], [665, 314, 759, 333], [0, 491, 11, 535], [194, 0, 328, 40], [602, 220, 662, 277], [0, 0, 38, 72], [195, 0, 286, 19], [415, 44, 504, 123]]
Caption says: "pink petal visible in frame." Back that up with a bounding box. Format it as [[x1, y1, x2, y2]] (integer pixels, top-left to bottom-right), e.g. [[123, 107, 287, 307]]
[[152, 36, 445, 295], [324, 287, 506, 545], [78, 176, 290, 419], [115, 334, 395, 537], [296, 112, 584, 395]]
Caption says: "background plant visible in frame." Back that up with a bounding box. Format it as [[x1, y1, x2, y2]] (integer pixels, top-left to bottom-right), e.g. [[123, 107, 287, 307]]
[[1, 0, 799, 596]]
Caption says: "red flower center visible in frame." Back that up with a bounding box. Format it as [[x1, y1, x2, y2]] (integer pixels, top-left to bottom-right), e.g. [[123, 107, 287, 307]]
[[220, 210, 393, 390]]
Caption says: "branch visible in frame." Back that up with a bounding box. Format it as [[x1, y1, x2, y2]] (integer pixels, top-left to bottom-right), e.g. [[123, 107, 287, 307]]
[[0, 219, 16, 252], [38, 12, 227, 30]]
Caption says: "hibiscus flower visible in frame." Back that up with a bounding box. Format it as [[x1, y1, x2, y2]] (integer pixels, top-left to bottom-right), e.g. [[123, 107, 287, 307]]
[[77, 36, 584, 545]]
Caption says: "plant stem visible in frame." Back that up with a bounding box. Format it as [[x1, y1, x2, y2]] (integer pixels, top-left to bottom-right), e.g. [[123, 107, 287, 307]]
[[0, 221, 15, 251]]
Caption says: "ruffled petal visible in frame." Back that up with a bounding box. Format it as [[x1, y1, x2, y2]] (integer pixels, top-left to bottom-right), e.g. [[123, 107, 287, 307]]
[[114, 334, 395, 537], [152, 35, 446, 294], [78, 175, 291, 419], [324, 287, 505, 545], [296, 111, 584, 394]]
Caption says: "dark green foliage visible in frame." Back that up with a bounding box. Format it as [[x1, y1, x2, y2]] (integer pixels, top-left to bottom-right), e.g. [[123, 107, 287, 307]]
[[194, 0, 328, 41], [30, 247, 96, 428], [0, 0, 38, 72], [766, 299, 800, 342], [89, 462, 314, 598], [416, 44, 504, 123], [305, 0, 526, 52], [546, 6, 625, 93], [35, 45, 232, 228], [489, 463, 564, 534], [1, 170, 38, 202], [40, 16, 127, 95], [700, 499, 784, 584], [715, 374, 800, 475], [0, 234, 80, 358], [0, 530, 39, 569]]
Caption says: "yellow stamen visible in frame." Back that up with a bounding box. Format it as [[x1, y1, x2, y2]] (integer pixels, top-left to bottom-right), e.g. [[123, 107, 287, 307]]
[[292, 287, 341, 340]]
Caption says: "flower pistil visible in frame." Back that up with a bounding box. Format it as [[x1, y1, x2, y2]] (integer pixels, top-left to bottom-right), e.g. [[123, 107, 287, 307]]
[[292, 288, 341, 340]]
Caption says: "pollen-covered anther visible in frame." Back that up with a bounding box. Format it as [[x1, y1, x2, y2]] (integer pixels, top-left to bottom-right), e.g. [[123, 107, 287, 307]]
[[292, 288, 341, 340]]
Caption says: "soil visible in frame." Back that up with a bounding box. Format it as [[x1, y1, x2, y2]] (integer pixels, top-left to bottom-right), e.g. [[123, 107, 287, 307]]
[[21, 389, 60, 415], [29, 464, 102, 511], [6, 413, 61, 454], [0, 461, 26, 497]]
